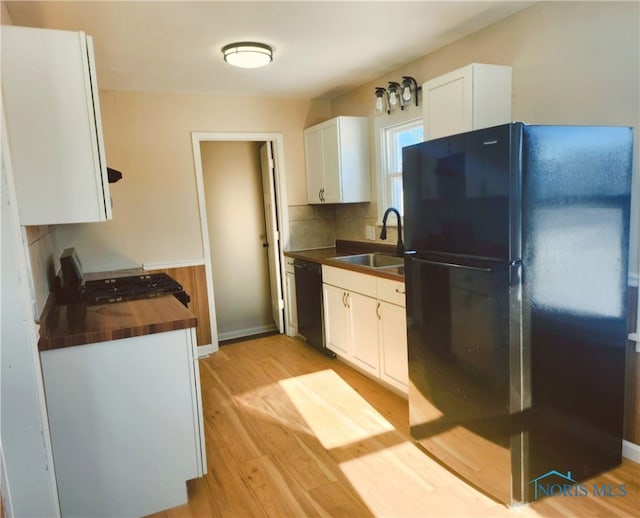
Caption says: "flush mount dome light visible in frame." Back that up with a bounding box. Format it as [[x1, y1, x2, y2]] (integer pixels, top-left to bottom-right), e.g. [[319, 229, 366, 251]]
[[222, 42, 273, 68]]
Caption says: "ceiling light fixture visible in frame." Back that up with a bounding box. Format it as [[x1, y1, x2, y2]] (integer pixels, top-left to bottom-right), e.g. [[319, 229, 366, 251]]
[[222, 42, 273, 68]]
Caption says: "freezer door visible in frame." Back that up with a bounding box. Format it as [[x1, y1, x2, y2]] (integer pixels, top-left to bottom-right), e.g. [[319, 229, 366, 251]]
[[406, 253, 526, 504], [402, 123, 521, 262]]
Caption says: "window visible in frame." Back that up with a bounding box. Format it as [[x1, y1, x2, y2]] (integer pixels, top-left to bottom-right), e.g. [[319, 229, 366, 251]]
[[376, 112, 423, 222]]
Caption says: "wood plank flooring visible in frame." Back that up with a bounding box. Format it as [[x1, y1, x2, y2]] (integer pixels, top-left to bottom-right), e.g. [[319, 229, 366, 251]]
[[148, 335, 639, 518]]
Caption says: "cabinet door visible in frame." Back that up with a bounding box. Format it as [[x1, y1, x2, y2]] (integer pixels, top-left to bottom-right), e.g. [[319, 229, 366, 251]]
[[349, 292, 380, 376], [2, 26, 111, 225], [304, 126, 324, 203], [423, 65, 472, 141], [323, 283, 350, 356], [40, 329, 202, 517], [320, 121, 341, 203], [379, 301, 408, 392], [423, 64, 512, 142], [304, 116, 370, 204]]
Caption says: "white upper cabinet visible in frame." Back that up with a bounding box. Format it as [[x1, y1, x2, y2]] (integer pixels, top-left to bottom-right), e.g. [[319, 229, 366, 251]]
[[422, 63, 512, 141], [1, 26, 112, 225], [304, 116, 370, 204]]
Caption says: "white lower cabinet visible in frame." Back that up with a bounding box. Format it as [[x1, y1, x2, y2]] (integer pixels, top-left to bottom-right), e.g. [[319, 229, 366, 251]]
[[350, 292, 380, 376], [322, 265, 408, 394], [378, 300, 409, 391], [323, 283, 351, 356], [40, 328, 205, 518]]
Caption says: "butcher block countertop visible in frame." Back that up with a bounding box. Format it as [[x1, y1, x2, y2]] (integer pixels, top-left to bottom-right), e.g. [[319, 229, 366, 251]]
[[284, 239, 405, 281], [39, 295, 197, 352]]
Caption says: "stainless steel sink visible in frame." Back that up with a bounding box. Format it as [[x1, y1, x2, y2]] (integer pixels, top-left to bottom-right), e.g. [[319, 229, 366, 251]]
[[331, 253, 403, 268]]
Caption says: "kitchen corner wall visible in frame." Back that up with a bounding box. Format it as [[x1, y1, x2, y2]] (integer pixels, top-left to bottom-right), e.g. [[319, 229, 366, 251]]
[[329, 0, 640, 276], [55, 91, 331, 271]]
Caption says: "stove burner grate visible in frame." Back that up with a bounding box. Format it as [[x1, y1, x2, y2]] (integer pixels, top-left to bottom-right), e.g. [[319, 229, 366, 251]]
[[84, 273, 190, 307]]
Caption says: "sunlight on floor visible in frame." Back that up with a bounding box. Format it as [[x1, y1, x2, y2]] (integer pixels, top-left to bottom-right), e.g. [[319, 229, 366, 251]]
[[278, 369, 394, 450], [276, 368, 547, 517]]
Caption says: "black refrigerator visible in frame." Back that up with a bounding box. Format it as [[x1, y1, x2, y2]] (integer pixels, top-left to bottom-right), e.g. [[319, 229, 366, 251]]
[[403, 122, 633, 505]]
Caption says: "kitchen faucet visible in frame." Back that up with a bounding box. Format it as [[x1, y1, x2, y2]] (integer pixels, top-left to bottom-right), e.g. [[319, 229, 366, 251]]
[[380, 207, 404, 256]]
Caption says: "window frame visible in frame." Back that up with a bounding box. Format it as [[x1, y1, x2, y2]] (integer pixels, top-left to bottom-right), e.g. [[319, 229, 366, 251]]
[[374, 103, 423, 225]]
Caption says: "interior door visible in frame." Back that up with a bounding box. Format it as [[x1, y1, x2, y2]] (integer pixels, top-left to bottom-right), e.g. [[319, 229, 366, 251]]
[[260, 142, 284, 333]]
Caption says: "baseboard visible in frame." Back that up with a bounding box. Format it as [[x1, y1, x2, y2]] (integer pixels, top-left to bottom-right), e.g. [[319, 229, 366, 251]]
[[197, 344, 215, 358], [622, 439, 640, 463], [218, 324, 278, 343]]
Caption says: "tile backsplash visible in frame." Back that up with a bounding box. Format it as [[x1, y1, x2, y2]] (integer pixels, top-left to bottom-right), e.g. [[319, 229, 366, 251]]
[[288, 204, 336, 250], [287, 201, 401, 250], [25, 225, 59, 318]]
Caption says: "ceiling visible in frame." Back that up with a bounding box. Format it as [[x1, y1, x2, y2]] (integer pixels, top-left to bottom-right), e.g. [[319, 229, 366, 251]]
[[4, 1, 533, 100]]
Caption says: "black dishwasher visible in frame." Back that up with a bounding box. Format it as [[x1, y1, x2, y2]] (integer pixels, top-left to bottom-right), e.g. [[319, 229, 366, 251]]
[[293, 259, 335, 358]]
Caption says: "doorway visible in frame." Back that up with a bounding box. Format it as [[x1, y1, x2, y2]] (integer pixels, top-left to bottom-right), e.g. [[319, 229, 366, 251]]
[[191, 133, 289, 351]]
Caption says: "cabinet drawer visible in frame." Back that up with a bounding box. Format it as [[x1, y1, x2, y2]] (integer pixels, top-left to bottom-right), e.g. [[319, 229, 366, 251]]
[[377, 278, 406, 307], [322, 265, 376, 298]]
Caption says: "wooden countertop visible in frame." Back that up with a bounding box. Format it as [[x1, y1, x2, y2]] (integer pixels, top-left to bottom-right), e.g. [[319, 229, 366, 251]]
[[284, 240, 405, 281], [39, 295, 197, 352]]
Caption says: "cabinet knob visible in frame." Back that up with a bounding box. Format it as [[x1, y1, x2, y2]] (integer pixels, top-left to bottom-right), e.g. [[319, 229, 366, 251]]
[[376, 302, 381, 320]]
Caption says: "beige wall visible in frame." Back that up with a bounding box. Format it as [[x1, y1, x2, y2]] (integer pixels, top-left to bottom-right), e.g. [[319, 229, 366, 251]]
[[330, 0, 640, 274], [200, 141, 273, 337], [56, 91, 331, 271], [0, 1, 11, 24]]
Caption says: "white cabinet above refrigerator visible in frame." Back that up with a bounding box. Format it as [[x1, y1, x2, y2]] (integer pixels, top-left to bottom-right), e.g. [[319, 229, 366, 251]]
[[1, 26, 112, 225], [422, 63, 512, 141]]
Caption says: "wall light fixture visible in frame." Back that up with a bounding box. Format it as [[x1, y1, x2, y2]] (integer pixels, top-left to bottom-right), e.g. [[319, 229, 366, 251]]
[[375, 87, 389, 115], [374, 76, 421, 114], [401, 76, 421, 108], [387, 81, 401, 112]]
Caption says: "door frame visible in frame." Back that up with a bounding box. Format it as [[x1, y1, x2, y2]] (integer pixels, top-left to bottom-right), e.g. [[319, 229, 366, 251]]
[[191, 132, 290, 353]]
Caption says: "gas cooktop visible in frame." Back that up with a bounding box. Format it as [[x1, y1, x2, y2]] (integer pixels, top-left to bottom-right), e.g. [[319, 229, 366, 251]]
[[84, 273, 190, 307]]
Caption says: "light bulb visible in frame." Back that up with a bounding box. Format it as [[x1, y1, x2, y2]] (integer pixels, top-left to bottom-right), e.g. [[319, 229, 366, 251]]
[[402, 85, 412, 102], [375, 96, 384, 114], [389, 92, 398, 106]]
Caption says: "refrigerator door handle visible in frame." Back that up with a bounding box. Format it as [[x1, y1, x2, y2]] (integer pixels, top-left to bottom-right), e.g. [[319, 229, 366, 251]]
[[412, 257, 493, 273]]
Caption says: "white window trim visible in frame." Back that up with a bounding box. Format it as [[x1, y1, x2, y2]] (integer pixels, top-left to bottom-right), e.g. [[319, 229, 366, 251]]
[[374, 102, 422, 226]]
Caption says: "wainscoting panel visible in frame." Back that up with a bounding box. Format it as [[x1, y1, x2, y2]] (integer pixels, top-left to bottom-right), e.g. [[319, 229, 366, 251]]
[[147, 264, 211, 347]]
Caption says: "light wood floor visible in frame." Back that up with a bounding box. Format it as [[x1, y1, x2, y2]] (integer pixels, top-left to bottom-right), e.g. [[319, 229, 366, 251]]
[[148, 335, 639, 518]]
